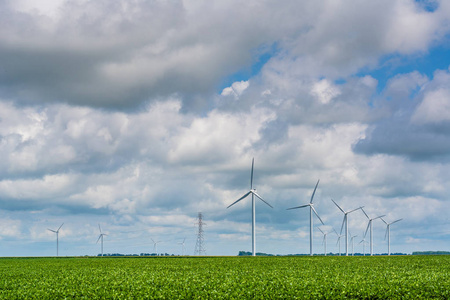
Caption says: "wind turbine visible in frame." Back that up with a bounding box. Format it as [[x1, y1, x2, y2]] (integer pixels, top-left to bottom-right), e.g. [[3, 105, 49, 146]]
[[48, 223, 64, 257], [334, 229, 344, 256], [381, 218, 403, 256], [318, 227, 329, 256], [151, 238, 162, 256], [359, 237, 369, 256], [178, 238, 186, 256], [97, 224, 107, 257], [287, 179, 324, 256], [349, 233, 358, 256], [362, 208, 385, 256], [227, 158, 273, 257], [331, 199, 363, 256]]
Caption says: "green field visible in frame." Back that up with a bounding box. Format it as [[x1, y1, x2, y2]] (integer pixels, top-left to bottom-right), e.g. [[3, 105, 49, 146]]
[[0, 255, 449, 299]]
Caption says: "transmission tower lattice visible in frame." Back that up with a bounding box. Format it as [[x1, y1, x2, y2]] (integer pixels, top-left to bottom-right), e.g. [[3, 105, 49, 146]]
[[194, 212, 206, 255]]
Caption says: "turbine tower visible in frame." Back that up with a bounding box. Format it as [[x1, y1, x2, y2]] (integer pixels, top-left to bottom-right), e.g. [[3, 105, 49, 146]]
[[227, 158, 273, 257], [194, 212, 206, 256], [331, 199, 363, 256], [381, 218, 403, 256], [97, 224, 107, 257], [362, 208, 385, 256], [318, 227, 328, 256], [287, 179, 324, 256], [48, 223, 64, 257]]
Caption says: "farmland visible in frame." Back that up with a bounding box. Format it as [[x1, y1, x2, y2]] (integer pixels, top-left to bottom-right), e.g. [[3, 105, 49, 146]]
[[0, 255, 449, 299]]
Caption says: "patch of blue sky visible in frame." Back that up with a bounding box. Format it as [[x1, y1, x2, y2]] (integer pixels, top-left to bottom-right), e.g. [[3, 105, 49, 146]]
[[217, 43, 279, 92], [356, 43, 450, 95], [414, 0, 439, 12]]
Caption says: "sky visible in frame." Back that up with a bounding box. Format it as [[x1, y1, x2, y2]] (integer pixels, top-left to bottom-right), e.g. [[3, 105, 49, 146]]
[[0, 0, 450, 257]]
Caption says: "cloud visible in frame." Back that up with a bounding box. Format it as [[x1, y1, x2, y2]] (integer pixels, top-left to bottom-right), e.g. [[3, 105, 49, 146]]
[[353, 68, 450, 161], [1, 1, 450, 256], [221, 81, 250, 99], [310, 79, 341, 104], [1, 0, 449, 110], [411, 88, 450, 124]]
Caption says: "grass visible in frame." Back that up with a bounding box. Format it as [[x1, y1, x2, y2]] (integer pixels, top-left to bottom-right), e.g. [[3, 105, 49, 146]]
[[0, 255, 449, 299]]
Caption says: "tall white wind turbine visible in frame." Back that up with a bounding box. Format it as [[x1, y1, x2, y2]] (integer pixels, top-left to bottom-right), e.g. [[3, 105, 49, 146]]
[[331, 199, 363, 256], [48, 223, 64, 257], [151, 238, 162, 256], [381, 218, 403, 256], [362, 208, 385, 256], [97, 224, 107, 257], [227, 158, 273, 257], [318, 227, 329, 256], [287, 180, 324, 256]]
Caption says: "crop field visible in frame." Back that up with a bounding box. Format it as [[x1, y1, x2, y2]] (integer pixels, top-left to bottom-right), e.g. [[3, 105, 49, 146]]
[[0, 255, 449, 299]]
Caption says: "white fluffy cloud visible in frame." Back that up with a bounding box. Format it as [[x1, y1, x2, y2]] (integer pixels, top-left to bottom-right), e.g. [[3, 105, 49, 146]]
[[1, 0, 450, 256]]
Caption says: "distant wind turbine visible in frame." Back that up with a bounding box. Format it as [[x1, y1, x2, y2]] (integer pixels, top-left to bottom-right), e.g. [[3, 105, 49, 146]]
[[178, 238, 186, 256], [381, 218, 403, 256], [287, 179, 324, 256], [48, 223, 64, 257], [349, 233, 358, 256], [151, 238, 162, 256], [318, 227, 329, 256], [362, 208, 385, 256], [331, 199, 363, 256], [227, 158, 273, 257], [359, 237, 369, 256], [97, 224, 107, 257], [334, 229, 344, 256]]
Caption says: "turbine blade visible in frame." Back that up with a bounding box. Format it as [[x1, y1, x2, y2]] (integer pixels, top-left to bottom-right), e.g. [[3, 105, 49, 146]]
[[48, 229, 56, 233], [391, 218, 403, 225], [331, 199, 345, 214], [96, 235, 102, 244], [151, 238, 155, 243], [361, 207, 370, 219], [57, 223, 64, 231], [364, 221, 370, 238], [384, 227, 388, 240], [227, 191, 252, 208], [311, 206, 324, 225], [253, 191, 273, 208], [373, 215, 386, 221], [250, 158, 254, 190], [286, 204, 310, 210], [98, 224, 102, 233], [348, 206, 363, 214], [318, 227, 324, 234], [310, 179, 320, 203], [339, 215, 346, 235], [381, 217, 388, 225]]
